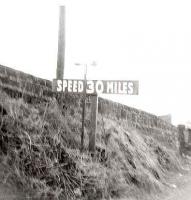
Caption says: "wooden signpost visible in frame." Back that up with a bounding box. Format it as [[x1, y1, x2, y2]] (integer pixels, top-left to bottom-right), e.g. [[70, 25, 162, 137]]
[[89, 94, 98, 153], [55, 6, 139, 154], [53, 79, 139, 153]]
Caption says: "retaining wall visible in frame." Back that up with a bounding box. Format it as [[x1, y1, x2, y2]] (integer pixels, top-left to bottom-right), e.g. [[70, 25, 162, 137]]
[[0, 64, 179, 150], [98, 98, 178, 149]]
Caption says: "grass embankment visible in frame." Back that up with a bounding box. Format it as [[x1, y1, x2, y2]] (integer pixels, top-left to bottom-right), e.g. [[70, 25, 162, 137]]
[[0, 90, 181, 199]]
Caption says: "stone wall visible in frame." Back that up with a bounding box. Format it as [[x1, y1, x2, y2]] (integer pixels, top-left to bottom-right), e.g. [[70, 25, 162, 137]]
[[98, 98, 178, 149], [0, 64, 179, 150], [0, 64, 52, 101], [159, 114, 172, 123], [177, 125, 191, 155]]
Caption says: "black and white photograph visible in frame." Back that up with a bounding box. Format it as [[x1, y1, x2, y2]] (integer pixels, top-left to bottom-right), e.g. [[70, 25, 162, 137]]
[[0, 0, 191, 199]]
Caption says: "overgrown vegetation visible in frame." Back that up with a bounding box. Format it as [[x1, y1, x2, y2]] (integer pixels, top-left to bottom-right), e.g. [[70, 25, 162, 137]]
[[0, 90, 181, 199]]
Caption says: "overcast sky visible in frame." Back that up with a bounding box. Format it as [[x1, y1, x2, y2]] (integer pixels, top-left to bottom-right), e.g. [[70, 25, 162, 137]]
[[0, 0, 191, 125]]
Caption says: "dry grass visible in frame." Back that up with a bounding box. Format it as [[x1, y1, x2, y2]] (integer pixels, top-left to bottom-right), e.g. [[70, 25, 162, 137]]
[[95, 116, 181, 199], [0, 90, 182, 199]]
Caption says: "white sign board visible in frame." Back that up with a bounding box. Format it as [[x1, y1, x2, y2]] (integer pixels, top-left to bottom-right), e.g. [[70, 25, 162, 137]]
[[53, 79, 139, 95]]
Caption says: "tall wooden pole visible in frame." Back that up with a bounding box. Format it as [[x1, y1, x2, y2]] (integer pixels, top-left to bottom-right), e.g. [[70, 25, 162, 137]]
[[56, 6, 65, 79]]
